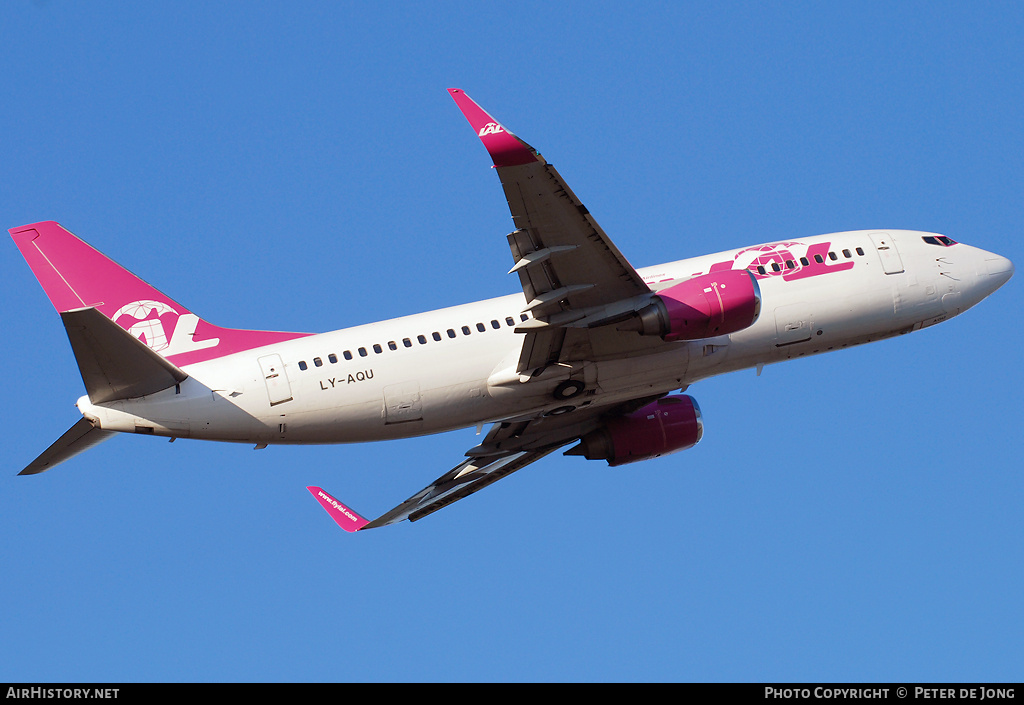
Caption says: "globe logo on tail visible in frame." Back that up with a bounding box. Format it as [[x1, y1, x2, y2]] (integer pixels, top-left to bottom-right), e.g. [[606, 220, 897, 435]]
[[113, 300, 178, 352]]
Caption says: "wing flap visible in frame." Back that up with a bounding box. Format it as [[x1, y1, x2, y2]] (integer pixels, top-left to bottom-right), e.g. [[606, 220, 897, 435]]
[[364, 449, 559, 529], [308, 448, 562, 532]]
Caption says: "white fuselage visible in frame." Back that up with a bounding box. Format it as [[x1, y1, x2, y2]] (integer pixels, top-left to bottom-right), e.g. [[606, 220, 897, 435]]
[[75, 230, 1011, 445]]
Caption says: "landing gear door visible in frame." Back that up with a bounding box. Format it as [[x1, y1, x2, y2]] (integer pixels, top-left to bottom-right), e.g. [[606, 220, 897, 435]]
[[869, 232, 905, 275], [258, 354, 293, 406]]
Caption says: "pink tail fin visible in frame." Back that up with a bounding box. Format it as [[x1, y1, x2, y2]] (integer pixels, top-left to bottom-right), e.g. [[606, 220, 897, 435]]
[[11, 221, 309, 366]]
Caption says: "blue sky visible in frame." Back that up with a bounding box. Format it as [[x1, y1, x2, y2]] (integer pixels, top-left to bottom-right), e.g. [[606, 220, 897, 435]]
[[2, 1, 1021, 682]]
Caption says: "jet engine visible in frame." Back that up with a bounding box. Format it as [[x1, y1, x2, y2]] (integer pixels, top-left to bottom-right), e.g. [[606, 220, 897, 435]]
[[630, 269, 761, 341], [565, 394, 703, 466]]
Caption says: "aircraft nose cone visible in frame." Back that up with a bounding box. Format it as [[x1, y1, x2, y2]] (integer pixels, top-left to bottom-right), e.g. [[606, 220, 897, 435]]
[[981, 251, 1014, 292], [958, 246, 1013, 312]]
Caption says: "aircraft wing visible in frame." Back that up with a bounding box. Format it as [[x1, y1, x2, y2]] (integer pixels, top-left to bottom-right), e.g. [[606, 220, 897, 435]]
[[308, 395, 662, 530], [449, 89, 660, 373], [308, 451, 559, 531]]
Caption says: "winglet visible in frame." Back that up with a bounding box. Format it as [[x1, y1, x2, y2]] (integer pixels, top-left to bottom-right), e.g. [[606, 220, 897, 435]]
[[448, 88, 539, 167], [306, 486, 370, 532]]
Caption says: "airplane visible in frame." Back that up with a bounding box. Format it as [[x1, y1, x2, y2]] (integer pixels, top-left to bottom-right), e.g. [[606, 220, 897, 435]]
[[11, 88, 1014, 531]]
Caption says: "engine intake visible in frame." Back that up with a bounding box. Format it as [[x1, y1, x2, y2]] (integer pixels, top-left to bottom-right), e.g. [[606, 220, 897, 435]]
[[566, 394, 703, 466], [632, 269, 761, 341]]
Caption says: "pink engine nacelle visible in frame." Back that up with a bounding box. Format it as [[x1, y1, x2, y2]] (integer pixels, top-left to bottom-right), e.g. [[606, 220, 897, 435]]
[[566, 394, 704, 466], [634, 269, 762, 341]]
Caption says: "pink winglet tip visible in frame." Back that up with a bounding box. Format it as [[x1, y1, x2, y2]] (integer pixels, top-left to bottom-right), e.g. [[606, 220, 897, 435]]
[[306, 486, 369, 532], [448, 88, 537, 167]]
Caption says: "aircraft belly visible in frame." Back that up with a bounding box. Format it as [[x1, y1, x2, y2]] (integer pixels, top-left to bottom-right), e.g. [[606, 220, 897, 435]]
[[266, 364, 509, 443], [79, 388, 263, 442]]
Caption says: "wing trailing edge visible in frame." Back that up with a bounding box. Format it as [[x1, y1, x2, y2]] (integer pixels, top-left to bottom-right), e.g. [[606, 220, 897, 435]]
[[307, 448, 560, 532]]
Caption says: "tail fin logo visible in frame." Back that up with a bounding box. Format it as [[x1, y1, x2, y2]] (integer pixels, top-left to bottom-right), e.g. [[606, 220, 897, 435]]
[[113, 300, 177, 351], [113, 299, 220, 357], [478, 122, 505, 137]]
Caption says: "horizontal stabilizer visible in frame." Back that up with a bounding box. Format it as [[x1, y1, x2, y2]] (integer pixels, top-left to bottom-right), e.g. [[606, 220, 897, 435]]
[[19, 418, 115, 475], [62, 307, 189, 404]]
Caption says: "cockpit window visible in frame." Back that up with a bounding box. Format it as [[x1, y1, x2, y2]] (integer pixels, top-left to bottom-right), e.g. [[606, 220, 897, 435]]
[[922, 235, 957, 247]]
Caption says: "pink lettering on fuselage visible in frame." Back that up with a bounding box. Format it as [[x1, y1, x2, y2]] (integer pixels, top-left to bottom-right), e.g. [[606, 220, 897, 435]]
[[706, 241, 853, 281]]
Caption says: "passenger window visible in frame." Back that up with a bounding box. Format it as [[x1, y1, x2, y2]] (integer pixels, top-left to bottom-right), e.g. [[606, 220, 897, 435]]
[[358, 347, 367, 357], [403, 338, 412, 348], [520, 314, 529, 322], [786, 260, 795, 269], [344, 350, 353, 360], [373, 344, 382, 354], [491, 320, 500, 329], [447, 329, 456, 339], [328, 354, 338, 364], [432, 332, 442, 341], [462, 326, 471, 335], [800, 257, 809, 266], [856, 247, 865, 256], [476, 322, 486, 332], [771, 262, 781, 272], [505, 317, 515, 326], [417, 335, 427, 345], [843, 249, 851, 258], [828, 251, 838, 261], [757, 265, 766, 275], [298, 361, 308, 371], [388, 341, 397, 351], [314, 357, 323, 367]]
